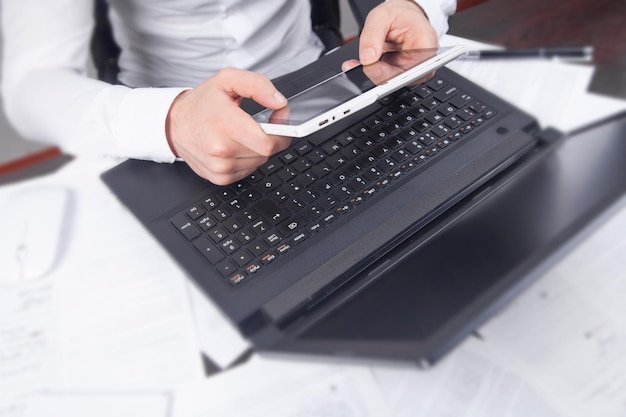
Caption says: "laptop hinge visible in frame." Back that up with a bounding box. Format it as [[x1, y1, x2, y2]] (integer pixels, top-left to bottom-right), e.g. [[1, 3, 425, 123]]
[[536, 127, 563, 146], [238, 310, 271, 337]]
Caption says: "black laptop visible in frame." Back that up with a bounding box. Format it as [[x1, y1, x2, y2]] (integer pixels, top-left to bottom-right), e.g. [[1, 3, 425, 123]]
[[102, 40, 626, 367]]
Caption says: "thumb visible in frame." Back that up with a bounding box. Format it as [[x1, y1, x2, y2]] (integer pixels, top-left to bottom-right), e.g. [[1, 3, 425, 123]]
[[217, 68, 288, 110], [358, 11, 390, 65]]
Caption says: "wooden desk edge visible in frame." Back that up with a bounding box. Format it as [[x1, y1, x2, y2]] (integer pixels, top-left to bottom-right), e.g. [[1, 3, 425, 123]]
[[0, 146, 63, 176]]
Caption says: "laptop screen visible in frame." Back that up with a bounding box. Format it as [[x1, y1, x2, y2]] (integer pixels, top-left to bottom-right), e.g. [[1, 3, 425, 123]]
[[293, 114, 626, 361]]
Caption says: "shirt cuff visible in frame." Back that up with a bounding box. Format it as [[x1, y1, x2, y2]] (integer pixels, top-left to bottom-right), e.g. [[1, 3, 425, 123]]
[[412, 0, 456, 39], [114, 86, 190, 163]]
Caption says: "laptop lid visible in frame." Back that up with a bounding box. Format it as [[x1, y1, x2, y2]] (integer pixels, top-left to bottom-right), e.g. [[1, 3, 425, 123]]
[[262, 112, 626, 367]]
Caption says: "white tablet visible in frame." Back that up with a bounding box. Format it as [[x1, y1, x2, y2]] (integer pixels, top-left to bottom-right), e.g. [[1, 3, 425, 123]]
[[253, 45, 466, 138]]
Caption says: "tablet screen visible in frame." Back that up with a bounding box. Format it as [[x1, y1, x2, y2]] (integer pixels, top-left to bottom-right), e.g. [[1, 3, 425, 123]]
[[252, 48, 441, 126]]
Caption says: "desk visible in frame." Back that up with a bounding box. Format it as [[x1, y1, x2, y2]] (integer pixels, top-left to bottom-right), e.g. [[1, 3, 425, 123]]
[[448, 0, 626, 99], [2, 33, 626, 417]]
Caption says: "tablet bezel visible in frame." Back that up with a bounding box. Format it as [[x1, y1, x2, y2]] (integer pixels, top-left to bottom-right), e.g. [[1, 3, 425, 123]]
[[254, 45, 467, 138]]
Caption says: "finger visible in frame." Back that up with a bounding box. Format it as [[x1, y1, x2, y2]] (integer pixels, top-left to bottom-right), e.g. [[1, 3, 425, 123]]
[[268, 105, 291, 125], [341, 59, 361, 72], [184, 149, 270, 185], [215, 106, 291, 158], [361, 61, 394, 85], [215, 68, 287, 110], [359, 0, 440, 66], [262, 133, 292, 157], [212, 68, 293, 157], [359, 7, 392, 65]]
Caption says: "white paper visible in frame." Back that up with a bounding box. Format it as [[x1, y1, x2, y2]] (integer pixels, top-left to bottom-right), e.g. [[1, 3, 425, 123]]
[[173, 355, 391, 417], [441, 35, 626, 134], [479, 198, 626, 416], [24, 392, 169, 417], [0, 156, 205, 414], [371, 337, 564, 417], [186, 282, 250, 369], [44, 157, 205, 390], [0, 280, 55, 417]]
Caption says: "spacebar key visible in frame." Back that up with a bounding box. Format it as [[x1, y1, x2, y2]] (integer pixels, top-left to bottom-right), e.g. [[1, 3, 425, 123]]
[[253, 200, 290, 225]]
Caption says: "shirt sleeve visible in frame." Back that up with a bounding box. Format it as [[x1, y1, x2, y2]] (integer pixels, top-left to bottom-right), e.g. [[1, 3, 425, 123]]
[[413, 0, 457, 39], [0, 0, 185, 163]]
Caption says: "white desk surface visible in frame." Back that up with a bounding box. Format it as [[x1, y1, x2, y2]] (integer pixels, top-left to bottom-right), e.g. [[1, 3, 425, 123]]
[[1, 35, 626, 417]]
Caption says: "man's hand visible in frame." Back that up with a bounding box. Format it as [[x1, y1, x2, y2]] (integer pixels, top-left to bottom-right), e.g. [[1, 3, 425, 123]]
[[359, 0, 439, 65], [166, 68, 291, 185]]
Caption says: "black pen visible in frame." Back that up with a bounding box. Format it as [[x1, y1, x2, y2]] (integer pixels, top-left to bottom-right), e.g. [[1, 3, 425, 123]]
[[462, 46, 594, 62]]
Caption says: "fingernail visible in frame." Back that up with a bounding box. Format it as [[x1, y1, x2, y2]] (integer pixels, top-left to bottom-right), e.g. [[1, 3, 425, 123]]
[[361, 48, 377, 63], [274, 91, 287, 106]]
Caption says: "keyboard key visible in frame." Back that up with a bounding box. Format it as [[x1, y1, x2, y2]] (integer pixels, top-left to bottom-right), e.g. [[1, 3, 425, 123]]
[[186, 205, 205, 220], [258, 176, 281, 192], [216, 259, 237, 277], [276, 243, 292, 255], [264, 232, 282, 246], [434, 86, 458, 102], [450, 93, 473, 109], [212, 206, 231, 220], [244, 263, 263, 275], [202, 196, 220, 210], [294, 141, 313, 155], [254, 200, 290, 225], [308, 149, 327, 164], [277, 217, 304, 237], [336, 132, 356, 146], [259, 160, 283, 176], [208, 226, 228, 243], [323, 141, 342, 155], [223, 217, 245, 233], [220, 238, 240, 255], [248, 240, 269, 257], [227, 272, 247, 286], [260, 252, 277, 265], [426, 78, 447, 91], [292, 231, 309, 245], [232, 249, 253, 267], [193, 239, 224, 264], [292, 158, 313, 172], [279, 150, 298, 164], [235, 229, 255, 245], [171, 213, 201, 241], [251, 219, 271, 235], [197, 215, 216, 231]]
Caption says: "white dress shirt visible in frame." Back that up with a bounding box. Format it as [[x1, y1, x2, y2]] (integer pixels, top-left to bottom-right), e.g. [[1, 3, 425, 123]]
[[1, 0, 455, 164]]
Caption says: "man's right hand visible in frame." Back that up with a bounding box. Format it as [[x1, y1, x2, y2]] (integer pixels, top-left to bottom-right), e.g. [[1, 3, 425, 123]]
[[166, 68, 292, 185]]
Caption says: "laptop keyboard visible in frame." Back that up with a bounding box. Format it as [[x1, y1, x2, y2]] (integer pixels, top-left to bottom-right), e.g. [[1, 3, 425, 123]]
[[169, 76, 497, 286]]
